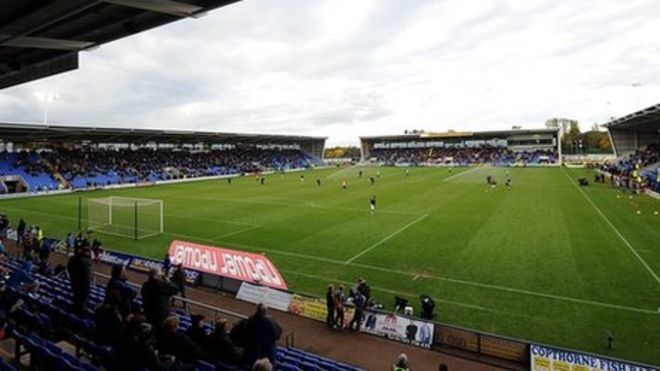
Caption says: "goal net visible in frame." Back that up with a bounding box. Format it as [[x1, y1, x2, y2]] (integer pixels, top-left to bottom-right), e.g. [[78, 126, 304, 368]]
[[88, 196, 164, 240]]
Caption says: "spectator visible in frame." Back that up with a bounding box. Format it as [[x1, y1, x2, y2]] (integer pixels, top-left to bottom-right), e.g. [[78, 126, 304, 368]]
[[162, 253, 172, 276], [67, 247, 92, 313], [186, 314, 208, 351], [334, 285, 346, 330], [7, 260, 39, 293], [16, 219, 25, 245], [140, 268, 179, 327], [0, 238, 6, 256], [73, 232, 86, 254], [252, 358, 273, 371], [326, 284, 335, 328], [392, 353, 411, 371], [91, 238, 103, 264], [206, 318, 243, 366], [65, 232, 74, 255], [244, 303, 282, 365], [110, 315, 160, 371], [171, 263, 187, 309], [155, 316, 201, 366], [95, 290, 124, 346], [35, 226, 43, 249], [106, 264, 137, 317]]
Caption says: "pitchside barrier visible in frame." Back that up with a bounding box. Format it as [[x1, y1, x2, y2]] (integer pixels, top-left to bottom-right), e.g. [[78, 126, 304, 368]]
[[22, 235, 659, 370]]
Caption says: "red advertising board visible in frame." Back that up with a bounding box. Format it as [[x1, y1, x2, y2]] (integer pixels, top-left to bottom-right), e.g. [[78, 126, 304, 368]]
[[168, 240, 288, 290]]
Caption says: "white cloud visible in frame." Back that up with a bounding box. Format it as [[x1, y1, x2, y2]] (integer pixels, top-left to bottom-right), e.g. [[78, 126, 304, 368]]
[[2, 0, 660, 145]]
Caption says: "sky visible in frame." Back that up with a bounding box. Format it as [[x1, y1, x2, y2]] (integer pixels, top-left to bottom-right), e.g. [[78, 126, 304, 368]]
[[1, 0, 660, 146]]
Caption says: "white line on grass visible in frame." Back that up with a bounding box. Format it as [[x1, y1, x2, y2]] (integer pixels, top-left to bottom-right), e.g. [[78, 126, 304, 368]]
[[344, 213, 429, 264], [211, 225, 258, 240], [208, 240, 657, 315], [443, 167, 480, 182], [561, 168, 660, 285], [5, 194, 657, 315]]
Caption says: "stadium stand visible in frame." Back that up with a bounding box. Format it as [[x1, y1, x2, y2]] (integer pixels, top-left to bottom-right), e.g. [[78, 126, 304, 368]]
[[359, 128, 561, 165], [370, 146, 558, 166], [0, 152, 59, 192], [605, 103, 660, 192], [43, 148, 314, 189], [0, 255, 363, 371], [0, 123, 326, 194]]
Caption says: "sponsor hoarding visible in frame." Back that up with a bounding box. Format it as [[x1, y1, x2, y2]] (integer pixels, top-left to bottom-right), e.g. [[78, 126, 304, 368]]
[[168, 240, 287, 290], [288, 294, 327, 322], [235, 282, 292, 312], [530, 344, 657, 371], [361, 310, 434, 348]]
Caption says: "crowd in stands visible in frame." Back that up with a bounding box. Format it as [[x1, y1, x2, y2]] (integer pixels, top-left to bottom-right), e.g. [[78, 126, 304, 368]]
[[0, 147, 315, 193], [600, 142, 660, 192], [371, 146, 558, 166], [0, 220, 286, 370]]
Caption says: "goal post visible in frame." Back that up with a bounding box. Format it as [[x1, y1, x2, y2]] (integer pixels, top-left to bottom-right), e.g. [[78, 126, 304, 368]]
[[87, 196, 164, 240]]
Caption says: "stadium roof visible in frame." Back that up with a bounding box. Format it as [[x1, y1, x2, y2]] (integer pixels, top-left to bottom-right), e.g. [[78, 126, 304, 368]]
[[604, 103, 660, 132], [0, 122, 326, 145], [0, 0, 239, 89], [360, 128, 559, 142]]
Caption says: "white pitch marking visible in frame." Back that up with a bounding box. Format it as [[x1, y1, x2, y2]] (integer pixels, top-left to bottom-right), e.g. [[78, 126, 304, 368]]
[[561, 169, 660, 285], [413, 274, 421, 281], [443, 167, 480, 182], [344, 213, 429, 264]]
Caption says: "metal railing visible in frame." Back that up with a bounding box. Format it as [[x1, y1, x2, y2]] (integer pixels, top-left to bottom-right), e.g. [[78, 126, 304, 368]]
[[92, 271, 247, 323]]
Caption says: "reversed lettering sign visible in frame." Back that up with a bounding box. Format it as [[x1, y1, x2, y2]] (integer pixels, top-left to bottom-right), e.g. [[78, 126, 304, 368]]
[[168, 240, 287, 290]]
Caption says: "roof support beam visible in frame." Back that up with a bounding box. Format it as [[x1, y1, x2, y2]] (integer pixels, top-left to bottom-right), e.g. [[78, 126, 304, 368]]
[[0, 35, 95, 51], [101, 0, 204, 18]]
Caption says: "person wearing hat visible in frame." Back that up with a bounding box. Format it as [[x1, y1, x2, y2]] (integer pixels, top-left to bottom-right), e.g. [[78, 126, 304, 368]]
[[186, 314, 209, 351]]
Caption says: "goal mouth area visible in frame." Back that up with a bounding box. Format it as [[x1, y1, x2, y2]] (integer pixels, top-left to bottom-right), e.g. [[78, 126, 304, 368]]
[[87, 196, 164, 240]]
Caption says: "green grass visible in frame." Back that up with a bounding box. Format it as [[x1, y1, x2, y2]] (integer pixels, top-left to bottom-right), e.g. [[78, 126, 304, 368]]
[[1, 166, 659, 365]]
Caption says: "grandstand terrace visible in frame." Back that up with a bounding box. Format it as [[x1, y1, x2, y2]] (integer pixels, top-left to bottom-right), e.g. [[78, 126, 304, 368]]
[[360, 128, 561, 166], [604, 103, 660, 192], [0, 123, 326, 195]]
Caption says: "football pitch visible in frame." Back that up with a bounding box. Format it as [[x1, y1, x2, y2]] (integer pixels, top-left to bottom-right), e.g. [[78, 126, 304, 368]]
[[1, 166, 659, 365]]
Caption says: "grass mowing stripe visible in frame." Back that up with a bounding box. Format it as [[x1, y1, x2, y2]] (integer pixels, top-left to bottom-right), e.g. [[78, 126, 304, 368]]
[[2, 200, 654, 315], [344, 213, 429, 264], [561, 168, 660, 286]]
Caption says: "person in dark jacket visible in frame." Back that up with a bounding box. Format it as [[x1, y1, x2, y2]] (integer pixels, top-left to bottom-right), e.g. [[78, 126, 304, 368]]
[[186, 314, 208, 351], [206, 318, 243, 366], [106, 264, 137, 317], [110, 315, 160, 371], [16, 219, 26, 245], [140, 268, 179, 327], [156, 316, 201, 366], [326, 284, 335, 328], [171, 263, 187, 309], [67, 247, 92, 313], [95, 290, 124, 346], [162, 253, 172, 276], [244, 303, 282, 365]]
